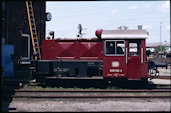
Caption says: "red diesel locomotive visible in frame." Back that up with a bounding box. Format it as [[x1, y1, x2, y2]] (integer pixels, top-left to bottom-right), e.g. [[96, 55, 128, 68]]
[[31, 27, 149, 83]]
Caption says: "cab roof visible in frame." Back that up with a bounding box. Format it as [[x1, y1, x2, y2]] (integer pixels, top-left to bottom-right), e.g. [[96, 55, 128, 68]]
[[101, 29, 149, 39]]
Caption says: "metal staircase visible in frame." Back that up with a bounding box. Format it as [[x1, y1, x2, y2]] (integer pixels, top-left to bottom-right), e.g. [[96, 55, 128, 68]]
[[26, 1, 41, 60]]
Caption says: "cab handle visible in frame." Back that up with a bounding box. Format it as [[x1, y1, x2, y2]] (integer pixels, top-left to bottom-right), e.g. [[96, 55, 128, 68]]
[[141, 48, 143, 64], [128, 57, 131, 62], [126, 48, 128, 64]]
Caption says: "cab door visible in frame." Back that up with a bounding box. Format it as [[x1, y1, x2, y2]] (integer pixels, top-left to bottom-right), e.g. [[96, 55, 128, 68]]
[[127, 40, 142, 80]]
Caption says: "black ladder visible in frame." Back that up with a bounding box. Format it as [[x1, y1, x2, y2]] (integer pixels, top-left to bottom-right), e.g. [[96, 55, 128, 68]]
[[26, 1, 41, 60]]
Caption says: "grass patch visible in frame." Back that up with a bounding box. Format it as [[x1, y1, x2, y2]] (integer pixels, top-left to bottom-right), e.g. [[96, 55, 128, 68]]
[[22, 85, 124, 90]]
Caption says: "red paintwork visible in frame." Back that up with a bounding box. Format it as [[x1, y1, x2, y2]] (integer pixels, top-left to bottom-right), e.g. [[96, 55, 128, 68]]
[[140, 40, 148, 79], [42, 38, 148, 80], [42, 39, 103, 61], [103, 40, 127, 79], [103, 56, 127, 78], [127, 40, 148, 80]]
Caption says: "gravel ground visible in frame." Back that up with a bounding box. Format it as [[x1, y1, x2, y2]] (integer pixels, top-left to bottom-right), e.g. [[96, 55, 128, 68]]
[[2, 66, 170, 112], [149, 79, 171, 85], [149, 66, 171, 84], [8, 98, 171, 112], [158, 66, 171, 76]]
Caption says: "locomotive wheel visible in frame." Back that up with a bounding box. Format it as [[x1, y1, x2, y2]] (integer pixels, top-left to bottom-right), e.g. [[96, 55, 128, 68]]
[[35, 74, 47, 84], [141, 78, 148, 85]]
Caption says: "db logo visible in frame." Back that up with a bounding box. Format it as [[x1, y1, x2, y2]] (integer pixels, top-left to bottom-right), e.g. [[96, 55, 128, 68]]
[[112, 61, 119, 67]]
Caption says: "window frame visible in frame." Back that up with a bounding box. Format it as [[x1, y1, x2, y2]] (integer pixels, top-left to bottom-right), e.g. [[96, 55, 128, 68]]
[[20, 34, 30, 60], [128, 42, 140, 56], [104, 40, 125, 56]]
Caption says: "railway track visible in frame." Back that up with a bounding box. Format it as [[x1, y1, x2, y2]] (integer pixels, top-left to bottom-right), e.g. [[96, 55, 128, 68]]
[[12, 95, 171, 98], [2, 75, 170, 99], [149, 76, 171, 80], [6, 89, 171, 99], [13, 89, 171, 92], [156, 76, 171, 80]]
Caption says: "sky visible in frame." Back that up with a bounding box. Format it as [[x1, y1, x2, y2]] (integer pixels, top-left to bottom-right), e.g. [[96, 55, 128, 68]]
[[46, 1, 170, 43]]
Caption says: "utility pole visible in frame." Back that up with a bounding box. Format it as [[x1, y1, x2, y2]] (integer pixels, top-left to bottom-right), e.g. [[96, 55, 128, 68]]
[[160, 22, 162, 52]]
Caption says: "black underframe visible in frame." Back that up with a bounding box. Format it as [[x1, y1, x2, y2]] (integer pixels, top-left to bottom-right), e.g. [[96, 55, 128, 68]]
[[31, 60, 103, 78]]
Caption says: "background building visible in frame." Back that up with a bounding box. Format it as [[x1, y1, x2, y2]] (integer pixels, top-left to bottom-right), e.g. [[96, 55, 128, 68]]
[[146, 41, 171, 53], [1, 1, 46, 78]]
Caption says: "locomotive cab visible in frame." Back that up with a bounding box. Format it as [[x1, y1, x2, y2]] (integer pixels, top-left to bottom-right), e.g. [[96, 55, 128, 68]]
[[101, 28, 149, 83]]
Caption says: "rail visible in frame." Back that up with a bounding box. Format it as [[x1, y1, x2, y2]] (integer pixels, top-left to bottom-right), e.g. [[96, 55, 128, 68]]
[[3, 88, 170, 99]]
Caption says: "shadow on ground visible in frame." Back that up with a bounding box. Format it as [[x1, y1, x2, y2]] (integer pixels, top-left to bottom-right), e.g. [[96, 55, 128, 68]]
[[1, 77, 30, 112], [1, 82, 17, 112], [43, 79, 158, 90]]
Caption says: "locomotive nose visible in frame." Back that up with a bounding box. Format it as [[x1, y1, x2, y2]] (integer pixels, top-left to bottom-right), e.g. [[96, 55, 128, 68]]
[[95, 29, 103, 39]]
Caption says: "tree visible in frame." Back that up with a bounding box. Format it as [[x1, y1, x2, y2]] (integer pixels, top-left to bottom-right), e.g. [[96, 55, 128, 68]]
[[154, 45, 166, 52]]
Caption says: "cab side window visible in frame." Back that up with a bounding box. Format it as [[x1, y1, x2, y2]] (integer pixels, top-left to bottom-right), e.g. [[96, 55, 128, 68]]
[[106, 41, 115, 54], [116, 41, 125, 54], [105, 40, 125, 56]]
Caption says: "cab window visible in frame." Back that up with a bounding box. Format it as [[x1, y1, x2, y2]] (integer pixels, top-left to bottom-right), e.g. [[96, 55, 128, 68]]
[[116, 41, 125, 54], [105, 40, 125, 56], [106, 41, 115, 54], [129, 42, 140, 56]]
